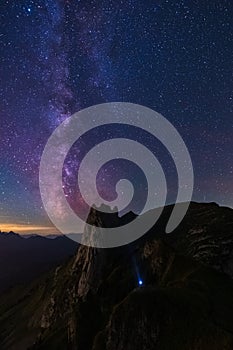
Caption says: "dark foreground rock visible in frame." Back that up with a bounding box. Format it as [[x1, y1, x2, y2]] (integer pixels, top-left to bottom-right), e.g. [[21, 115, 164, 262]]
[[0, 202, 233, 350]]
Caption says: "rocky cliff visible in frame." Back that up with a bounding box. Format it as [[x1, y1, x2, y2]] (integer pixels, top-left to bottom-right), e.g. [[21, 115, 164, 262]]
[[0, 202, 233, 350]]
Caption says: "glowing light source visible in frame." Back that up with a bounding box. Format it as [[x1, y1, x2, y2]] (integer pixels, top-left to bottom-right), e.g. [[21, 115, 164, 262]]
[[138, 279, 143, 286]]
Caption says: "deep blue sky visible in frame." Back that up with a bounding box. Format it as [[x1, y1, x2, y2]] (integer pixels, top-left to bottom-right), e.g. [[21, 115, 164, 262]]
[[0, 0, 232, 233]]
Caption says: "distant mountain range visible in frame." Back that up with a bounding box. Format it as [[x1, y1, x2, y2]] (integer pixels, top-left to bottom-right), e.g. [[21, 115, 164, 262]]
[[0, 231, 78, 293], [0, 202, 233, 350]]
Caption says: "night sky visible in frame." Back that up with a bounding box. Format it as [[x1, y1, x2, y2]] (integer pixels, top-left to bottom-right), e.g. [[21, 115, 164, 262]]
[[0, 0, 232, 234]]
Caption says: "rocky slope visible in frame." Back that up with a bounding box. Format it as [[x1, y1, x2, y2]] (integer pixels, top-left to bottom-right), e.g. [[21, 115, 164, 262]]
[[0, 202, 233, 350]]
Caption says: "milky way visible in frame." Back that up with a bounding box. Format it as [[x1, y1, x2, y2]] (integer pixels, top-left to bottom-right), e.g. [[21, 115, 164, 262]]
[[0, 0, 232, 233]]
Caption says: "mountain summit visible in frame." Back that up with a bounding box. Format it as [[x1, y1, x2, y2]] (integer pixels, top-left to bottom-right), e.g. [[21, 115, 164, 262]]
[[0, 202, 233, 350]]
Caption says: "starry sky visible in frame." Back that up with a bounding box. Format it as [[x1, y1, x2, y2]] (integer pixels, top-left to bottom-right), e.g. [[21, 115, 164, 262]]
[[0, 0, 232, 234]]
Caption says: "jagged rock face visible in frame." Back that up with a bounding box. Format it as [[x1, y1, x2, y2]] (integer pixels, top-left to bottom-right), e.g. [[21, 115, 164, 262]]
[[0, 202, 233, 350], [75, 207, 106, 298], [164, 202, 233, 277], [143, 240, 175, 280], [105, 289, 160, 350], [104, 287, 233, 350], [74, 205, 120, 298]]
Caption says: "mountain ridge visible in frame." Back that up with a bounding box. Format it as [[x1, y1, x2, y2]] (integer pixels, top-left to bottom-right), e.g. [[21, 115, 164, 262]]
[[0, 202, 233, 349], [0, 231, 78, 293]]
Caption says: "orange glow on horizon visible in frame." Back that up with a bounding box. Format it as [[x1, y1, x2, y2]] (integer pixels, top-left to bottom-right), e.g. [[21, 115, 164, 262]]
[[0, 223, 60, 235]]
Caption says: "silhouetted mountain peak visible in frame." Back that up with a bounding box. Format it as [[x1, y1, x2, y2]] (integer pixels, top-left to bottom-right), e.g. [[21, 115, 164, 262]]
[[0, 230, 21, 238]]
